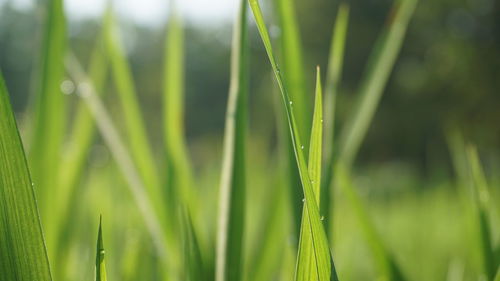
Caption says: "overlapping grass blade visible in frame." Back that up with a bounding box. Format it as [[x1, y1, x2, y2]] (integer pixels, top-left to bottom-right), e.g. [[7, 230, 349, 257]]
[[95, 216, 107, 281], [182, 211, 204, 281], [465, 145, 496, 280], [249, 1, 339, 280], [216, 1, 248, 280], [103, 7, 163, 207], [295, 67, 326, 281], [337, 0, 418, 169], [65, 53, 169, 266], [0, 73, 53, 280], [163, 0, 194, 211], [52, 33, 109, 280], [29, 0, 66, 237], [321, 3, 349, 236]]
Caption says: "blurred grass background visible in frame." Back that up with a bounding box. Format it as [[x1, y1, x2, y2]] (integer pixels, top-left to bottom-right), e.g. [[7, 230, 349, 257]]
[[0, 0, 499, 280]]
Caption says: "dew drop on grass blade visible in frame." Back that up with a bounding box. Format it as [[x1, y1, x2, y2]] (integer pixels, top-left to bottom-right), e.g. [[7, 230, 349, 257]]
[[0, 72, 53, 281]]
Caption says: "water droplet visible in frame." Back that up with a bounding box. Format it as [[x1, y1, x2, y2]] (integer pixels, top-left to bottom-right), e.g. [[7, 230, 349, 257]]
[[289, 101, 293, 105], [302, 198, 306, 202], [320, 216, 325, 221], [31, 183, 34, 187], [301, 145, 304, 149], [321, 119, 323, 123], [61, 80, 75, 95], [311, 180, 315, 184]]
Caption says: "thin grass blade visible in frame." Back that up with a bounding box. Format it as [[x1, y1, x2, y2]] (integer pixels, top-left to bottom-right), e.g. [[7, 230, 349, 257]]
[[103, 7, 162, 207], [321, 3, 349, 236], [249, 1, 339, 280], [466, 145, 495, 280], [337, 0, 418, 169], [182, 211, 204, 281], [163, 1, 194, 212], [216, 1, 248, 281], [95, 216, 107, 281], [0, 73, 53, 281]]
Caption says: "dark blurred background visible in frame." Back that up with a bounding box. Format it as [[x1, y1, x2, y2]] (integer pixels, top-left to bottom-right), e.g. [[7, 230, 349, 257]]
[[1, 0, 499, 181]]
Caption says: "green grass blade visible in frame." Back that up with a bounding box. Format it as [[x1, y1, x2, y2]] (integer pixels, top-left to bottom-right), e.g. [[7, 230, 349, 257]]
[[275, 0, 309, 239], [321, 3, 349, 235], [274, 0, 310, 137], [103, 8, 162, 204], [163, 1, 194, 210], [295, 67, 325, 281], [29, 0, 66, 229], [466, 145, 495, 280], [95, 216, 107, 281], [494, 266, 500, 281], [0, 73, 53, 281], [65, 53, 170, 265], [182, 211, 204, 281], [249, 1, 339, 280], [337, 0, 418, 169], [216, 1, 248, 281], [335, 164, 406, 280]]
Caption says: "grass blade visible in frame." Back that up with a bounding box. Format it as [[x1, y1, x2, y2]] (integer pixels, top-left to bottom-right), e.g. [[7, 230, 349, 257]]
[[337, 0, 418, 169], [182, 211, 204, 281], [103, 7, 162, 205], [29, 0, 66, 233], [295, 67, 326, 281], [274, 0, 310, 137], [274, 0, 309, 239], [95, 216, 107, 281], [321, 3, 349, 236], [249, 1, 339, 280], [216, 1, 248, 280], [466, 145, 495, 280], [163, 1, 194, 210], [65, 53, 169, 265], [0, 73, 53, 280]]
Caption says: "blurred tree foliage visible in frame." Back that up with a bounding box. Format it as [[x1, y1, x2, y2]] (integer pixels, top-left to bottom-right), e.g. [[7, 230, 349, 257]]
[[0, 0, 499, 176]]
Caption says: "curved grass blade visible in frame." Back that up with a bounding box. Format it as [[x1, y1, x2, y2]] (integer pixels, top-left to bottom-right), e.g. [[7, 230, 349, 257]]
[[216, 1, 248, 281], [494, 266, 500, 281], [103, 7, 163, 206], [337, 0, 418, 169], [95, 216, 107, 281], [163, 1, 194, 212], [29, 0, 66, 235], [295, 67, 326, 281], [0, 73, 53, 280], [465, 145, 495, 280], [249, 1, 339, 280], [321, 3, 349, 236]]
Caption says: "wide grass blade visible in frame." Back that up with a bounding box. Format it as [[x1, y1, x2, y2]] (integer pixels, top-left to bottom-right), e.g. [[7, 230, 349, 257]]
[[0, 73, 53, 280], [29, 0, 66, 232], [465, 145, 496, 280], [321, 3, 349, 236], [295, 67, 326, 281], [163, 1, 194, 211], [95, 216, 107, 281], [337, 0, 418, 169], [249, 1, 339, 280], [216, 1, 248, 280], [103, 8, 162, 206]]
